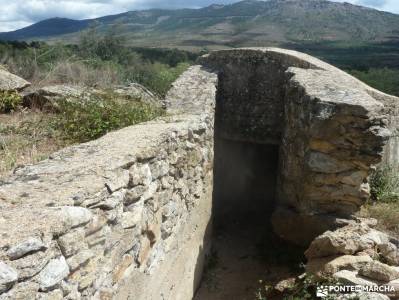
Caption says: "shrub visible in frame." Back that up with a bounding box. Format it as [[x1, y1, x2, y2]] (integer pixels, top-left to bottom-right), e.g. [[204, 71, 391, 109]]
[[0, 90, 22, 113], [54, 93, 164, 142], [370, 166, 399, 203]]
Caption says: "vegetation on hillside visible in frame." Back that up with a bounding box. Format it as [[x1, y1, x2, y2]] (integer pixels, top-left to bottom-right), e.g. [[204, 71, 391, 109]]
[[349, 68, 399, 97], [0, 29, 189, 174], [1, 0, 399, 49], [0, 27, 196, 97]]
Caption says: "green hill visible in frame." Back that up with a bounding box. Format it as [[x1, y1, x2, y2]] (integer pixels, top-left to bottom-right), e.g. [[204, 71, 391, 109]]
[[1, 0, 399, 50]]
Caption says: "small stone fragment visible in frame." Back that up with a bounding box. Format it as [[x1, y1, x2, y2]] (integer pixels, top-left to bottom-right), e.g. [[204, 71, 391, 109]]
[[150, 161, 169, 180], [38, 256, 70, 291], [7, 237, 46, 260], [334, 270, 378, 287], [124, 185, 147, 206], [58, 206, 92, 228], [104, 169, 129, 192], [121, 203, 143, 229], [129, 164, 152, 187], [0, 261, 18, 293], [378, 242, 399, 266], [359, 261, 399, 282], [66, 250, 94, 272], [58, 229, 86, 257]]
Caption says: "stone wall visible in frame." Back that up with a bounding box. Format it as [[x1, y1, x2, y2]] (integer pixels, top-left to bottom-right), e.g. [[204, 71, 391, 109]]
[[0, 65, 217, 299], [202, 48, 398, 245], [1, 48, 398, 299]]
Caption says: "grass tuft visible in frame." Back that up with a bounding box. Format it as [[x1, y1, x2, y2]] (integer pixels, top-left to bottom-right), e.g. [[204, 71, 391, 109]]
[[369, 166, 399, 203], [53, 93, 164, 143]]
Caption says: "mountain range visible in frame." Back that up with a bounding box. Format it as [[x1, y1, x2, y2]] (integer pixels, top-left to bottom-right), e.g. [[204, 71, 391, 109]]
[[1, 0, 399, 50]]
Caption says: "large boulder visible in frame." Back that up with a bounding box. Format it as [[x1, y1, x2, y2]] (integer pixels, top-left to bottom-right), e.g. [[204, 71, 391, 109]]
[[23, 83, 161, 111], [22, 85, 96, 110], [0, 67, 30, 92]]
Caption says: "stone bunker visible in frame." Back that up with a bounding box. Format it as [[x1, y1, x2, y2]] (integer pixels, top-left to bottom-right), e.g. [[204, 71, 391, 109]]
[[0, 48, 398, 299]]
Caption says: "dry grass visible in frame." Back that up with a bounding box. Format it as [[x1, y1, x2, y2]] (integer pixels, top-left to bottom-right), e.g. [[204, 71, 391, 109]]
[[0, 110, 67, 176], [34, 61, 123, 88], [358, 203, 399, 238]]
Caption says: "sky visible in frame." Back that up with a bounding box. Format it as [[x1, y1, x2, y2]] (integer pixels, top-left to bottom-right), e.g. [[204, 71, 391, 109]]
[[0, 0, 398, 32]]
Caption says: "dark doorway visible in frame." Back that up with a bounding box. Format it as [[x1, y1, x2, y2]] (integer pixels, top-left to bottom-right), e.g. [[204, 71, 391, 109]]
[[195, 137, 305, 300], [213, 137, 279, 225]]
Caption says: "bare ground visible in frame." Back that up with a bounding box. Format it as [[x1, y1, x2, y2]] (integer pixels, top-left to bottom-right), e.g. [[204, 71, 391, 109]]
[[194, 217, 305, 300]]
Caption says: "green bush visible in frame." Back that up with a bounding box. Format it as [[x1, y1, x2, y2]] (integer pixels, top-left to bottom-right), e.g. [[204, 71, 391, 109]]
[[0, 90, 22, 113], [370, 166, 399, 203], [54, 93, 164, 142]]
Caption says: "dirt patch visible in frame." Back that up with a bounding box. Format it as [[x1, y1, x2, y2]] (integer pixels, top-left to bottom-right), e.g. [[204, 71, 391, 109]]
[[195, 217, 305, 300]]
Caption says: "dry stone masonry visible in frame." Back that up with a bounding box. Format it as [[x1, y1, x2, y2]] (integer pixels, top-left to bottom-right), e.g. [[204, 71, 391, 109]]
[[0, 48, 399, 299], [0, 66, 216, 299]]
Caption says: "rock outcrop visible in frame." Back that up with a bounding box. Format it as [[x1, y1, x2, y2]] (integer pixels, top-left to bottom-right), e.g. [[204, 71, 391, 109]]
[[22, 83, 161, 110], [305, 220, 399, 299], [0, 67, 30, 91]]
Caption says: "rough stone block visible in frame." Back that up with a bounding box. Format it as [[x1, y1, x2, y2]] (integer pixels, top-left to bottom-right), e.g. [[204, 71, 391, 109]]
[[0, 261, 18, 293], [38, 256, 70, 291], [7, 237, 46, 260]]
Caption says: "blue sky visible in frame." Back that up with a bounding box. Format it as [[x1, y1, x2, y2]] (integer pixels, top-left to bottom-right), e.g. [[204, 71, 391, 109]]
[[0, 0, 398, 32]]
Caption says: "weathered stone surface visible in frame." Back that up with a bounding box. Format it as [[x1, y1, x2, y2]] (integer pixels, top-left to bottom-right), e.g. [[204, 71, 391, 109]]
[[378, 242, 399, 266], [8, 246, 56, 281], [307, 255, 372, 276], [306, 152, 353, 174], [124, 185, 147, 206], [0, 282, 39, 300], [36, 289, 63, 300], [104, 169, 129, 193], [150, 161, 169, 180], [305, 223, 372, 259], [7, 237, 45, 260], [0, 262, 18, 293], [359, 261, 399, 282], [22, 85, 96, 110], [0, 68, 30, 91], [140, 182, 158, 202], [57, 207, 92, 229], [1, 48, 397, 299], [66, 250, 94, 272], [58, 229, 86, 257], [334, 270, 378, 287], [129, 164, 152, 187], [121, 202, 144, 229], [38, 257, 69, 291]]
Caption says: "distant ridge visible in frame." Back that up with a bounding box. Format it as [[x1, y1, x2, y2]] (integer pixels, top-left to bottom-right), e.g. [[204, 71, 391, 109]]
[[1, 0, 398, 49]]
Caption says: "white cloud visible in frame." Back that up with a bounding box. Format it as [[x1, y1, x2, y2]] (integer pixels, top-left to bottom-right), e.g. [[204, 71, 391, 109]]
[[0, 0, 398, 32]]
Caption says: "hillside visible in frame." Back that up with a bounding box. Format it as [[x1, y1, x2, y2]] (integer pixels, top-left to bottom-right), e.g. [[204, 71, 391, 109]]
[[1, 0, 399, 49]]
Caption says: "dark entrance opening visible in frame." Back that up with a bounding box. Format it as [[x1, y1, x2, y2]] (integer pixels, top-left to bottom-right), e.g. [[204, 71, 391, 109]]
[[195, 137, 305, 300], [213, 138, 279, 225], [195, 136, 288, 300]]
